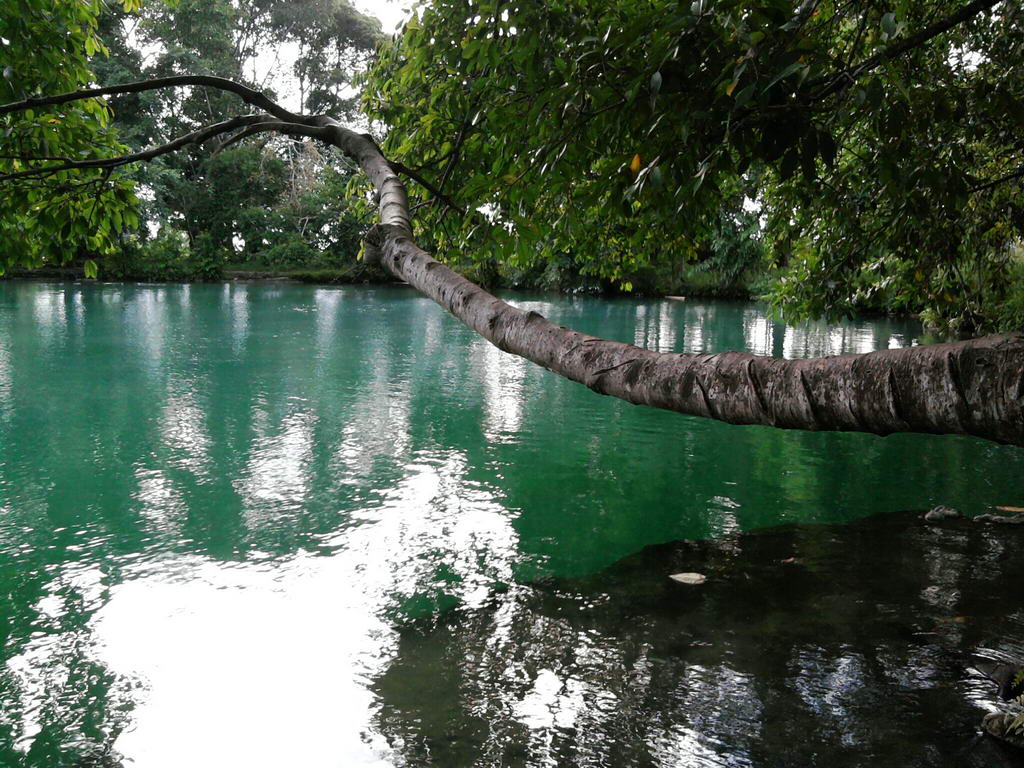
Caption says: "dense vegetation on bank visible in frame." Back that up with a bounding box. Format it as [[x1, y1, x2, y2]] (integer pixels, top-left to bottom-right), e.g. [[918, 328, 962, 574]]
[[1, 0, 1023, 334]]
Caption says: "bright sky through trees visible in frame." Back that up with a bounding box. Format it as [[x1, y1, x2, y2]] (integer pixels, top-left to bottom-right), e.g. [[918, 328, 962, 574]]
[[355, 0, 410, 32]]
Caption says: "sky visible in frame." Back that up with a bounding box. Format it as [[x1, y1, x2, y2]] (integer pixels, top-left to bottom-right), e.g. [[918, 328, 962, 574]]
[[353, 0, 413, 34], [245, 0, 413, 115]]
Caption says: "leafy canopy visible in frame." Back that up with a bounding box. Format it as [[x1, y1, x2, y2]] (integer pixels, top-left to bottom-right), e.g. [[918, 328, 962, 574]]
[[0, 0, 380, 278], [362, 0, 1024, 331], [1, 0, 1021, 332], [0, 0, 143, 276]]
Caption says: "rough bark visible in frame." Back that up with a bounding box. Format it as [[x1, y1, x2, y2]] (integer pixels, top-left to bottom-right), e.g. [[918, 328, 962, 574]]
[[5, 79, 1023, 446], [317, 123, 1024, 447]]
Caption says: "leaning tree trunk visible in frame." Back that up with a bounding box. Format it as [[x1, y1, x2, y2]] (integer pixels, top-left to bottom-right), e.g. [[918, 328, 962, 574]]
[[322, 123, 1024, 448], [4, 80, 1022, 446]]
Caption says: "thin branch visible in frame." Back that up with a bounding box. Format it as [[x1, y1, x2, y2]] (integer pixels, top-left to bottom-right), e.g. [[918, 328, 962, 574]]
[[214, 120, 330, 153], [87, 167, 113, 228], [389, 160, 467, 215], [0, 75, 304, 124], [0, 153, 80, 163], [970, 165, 1024, 194], [438, 112, 474, 195], [0, 114, 274, 182], [723, 0, 1004, 143], [809, 0, 1003, 101]]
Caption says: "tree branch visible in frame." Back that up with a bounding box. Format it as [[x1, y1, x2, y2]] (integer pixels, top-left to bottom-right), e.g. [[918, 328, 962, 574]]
[[389, 160, 467, 215], [313, 123, 1024, 447], [0, 75, 305, 124], [809, 0, 1003, 101], [0, 114, 274, 182], [969, 165, 1024, 194], [214, 120, 331, 153], [2, 75, 1020, 446]]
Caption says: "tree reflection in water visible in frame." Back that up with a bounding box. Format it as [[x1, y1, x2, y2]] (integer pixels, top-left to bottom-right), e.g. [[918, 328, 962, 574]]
[[372, 514, 1024, 768]]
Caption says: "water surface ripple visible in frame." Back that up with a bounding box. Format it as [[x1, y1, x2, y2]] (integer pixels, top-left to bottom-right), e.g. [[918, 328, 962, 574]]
[[0, 282, 1021, 767]]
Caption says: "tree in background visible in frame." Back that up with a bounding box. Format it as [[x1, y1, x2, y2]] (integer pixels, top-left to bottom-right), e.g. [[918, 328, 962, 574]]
[[92, 0, 380, 278]]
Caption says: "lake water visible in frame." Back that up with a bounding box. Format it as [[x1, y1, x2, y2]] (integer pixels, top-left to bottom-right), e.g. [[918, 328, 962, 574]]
[[0, 281, 1022, 767]]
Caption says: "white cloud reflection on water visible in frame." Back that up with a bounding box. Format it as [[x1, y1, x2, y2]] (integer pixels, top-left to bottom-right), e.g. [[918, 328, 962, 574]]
[[478, 300, 549, 443], [159, 389, 213, 478], [87, 451, 521, 768], [225, 283, 251, 354], [4, 564, 113, 753], [30, 287, 68, 347], [235, 406, 316, 522], [475, 338, 528, 443]]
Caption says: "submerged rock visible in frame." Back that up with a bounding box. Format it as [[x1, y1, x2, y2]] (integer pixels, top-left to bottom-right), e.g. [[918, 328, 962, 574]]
[[974, 513, 1024, 525], [668, 572, 706, 585], [982, 711, 1024, 751], [975, 660, 1024, 700], [925, 505, 962, 522], [962, 729, 1024, 768]]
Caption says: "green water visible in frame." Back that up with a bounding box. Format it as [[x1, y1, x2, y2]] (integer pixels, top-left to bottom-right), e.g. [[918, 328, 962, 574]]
[[0, 281, 1021, 767]]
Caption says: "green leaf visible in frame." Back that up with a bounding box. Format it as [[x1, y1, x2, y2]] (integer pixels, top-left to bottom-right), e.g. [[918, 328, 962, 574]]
[[881, 13, 897, 37], [734, 84, 756, 107], [764, 61, 805, 92], [650, 71, 662, 100], [83, 259, 98, 279]]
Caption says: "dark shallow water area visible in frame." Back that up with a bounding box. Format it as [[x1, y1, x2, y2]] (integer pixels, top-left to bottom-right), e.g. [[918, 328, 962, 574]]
[[378, 513, 1024, 768], [0, 281, 1022, 767]]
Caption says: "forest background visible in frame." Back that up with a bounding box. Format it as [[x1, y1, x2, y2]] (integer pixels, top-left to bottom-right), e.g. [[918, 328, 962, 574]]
[[2, 0, 1023, 336]]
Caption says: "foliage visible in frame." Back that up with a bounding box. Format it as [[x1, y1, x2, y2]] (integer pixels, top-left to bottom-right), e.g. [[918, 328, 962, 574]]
[[99, 0, 379, 279], [687, 203, 767, 294], [221, 151, 364, 268], [255, 0, 382, 117], [490, 199, 766, 296], [362, 0, 1024, 331], [3, 0, 1022, 329], [98, 141, 364, 277], [1, 0, 379, 281], [103, 227, 222, 281], [1011, 686, 1024, 738], [0, 0, 141, 275]]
